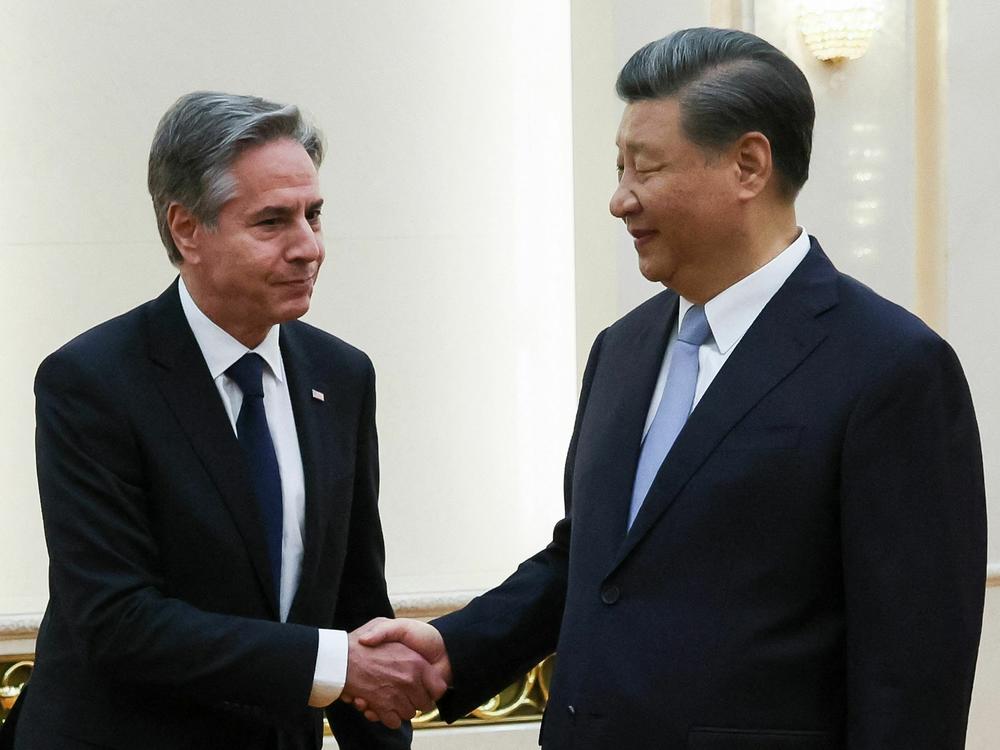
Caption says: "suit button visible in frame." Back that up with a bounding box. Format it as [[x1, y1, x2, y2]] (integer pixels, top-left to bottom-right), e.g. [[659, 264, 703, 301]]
[[601, 585, 620, 604], [567, 705, 576, 716]]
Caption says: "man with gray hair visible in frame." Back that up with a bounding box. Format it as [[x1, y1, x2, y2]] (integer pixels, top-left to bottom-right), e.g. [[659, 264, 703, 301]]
[[2, 92, 441, 749], [354, 27, 986, 749]]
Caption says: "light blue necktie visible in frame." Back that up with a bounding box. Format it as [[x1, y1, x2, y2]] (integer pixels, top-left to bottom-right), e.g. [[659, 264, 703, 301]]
[[627, 304, 712, 529]]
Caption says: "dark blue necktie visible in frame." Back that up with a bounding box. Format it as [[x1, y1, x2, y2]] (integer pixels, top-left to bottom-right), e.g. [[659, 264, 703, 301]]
[[226, 353, 283, 600]]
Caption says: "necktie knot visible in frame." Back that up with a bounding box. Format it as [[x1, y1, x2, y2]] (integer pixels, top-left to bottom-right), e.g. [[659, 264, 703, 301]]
[[678, 305, 711, 347], [226, 353, 266, 398]]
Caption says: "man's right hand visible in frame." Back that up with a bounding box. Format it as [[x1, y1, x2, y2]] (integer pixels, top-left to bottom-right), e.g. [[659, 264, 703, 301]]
[[343, 626, 448, 729], [343, 618, 452, 725]]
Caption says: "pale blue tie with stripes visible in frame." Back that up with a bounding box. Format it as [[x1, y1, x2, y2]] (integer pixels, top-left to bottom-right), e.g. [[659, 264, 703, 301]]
[[627, 304, 712, 529]]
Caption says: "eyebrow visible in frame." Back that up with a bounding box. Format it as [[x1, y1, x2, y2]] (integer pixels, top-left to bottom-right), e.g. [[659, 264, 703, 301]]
[[616, 139, 653, 154], [248, 199, 324, 222]]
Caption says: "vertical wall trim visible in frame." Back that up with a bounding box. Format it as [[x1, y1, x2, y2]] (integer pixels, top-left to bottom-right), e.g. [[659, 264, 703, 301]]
[[570, 0, 620, 384], [709, 0, 751, 30], [913, 0, 949, 333]]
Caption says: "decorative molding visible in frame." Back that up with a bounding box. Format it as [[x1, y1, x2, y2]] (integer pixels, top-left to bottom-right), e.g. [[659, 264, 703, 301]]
[[0, 614, 39, 657], [6, 566, 1000, 640], [988, 564, 1000, 588], [412, 656, 551, 729], [0, 660, 33, 715], [0, 591, 477, 643], [0, 614, 41, 639], [391, 591, 478, 620], [6, 572, 1000, 725]]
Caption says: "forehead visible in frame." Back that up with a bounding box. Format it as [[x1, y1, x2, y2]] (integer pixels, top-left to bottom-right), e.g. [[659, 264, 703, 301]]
[[227, 138, 320, 202], [615, 97, 686, 154]]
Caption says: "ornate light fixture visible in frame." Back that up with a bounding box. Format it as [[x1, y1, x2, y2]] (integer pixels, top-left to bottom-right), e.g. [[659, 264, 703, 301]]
[[798, 0, 885, 62]]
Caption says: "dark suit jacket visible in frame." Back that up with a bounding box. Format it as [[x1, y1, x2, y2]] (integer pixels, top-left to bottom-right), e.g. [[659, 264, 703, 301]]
[[434, 239, 987, 750], [6, 281, 410, 749]]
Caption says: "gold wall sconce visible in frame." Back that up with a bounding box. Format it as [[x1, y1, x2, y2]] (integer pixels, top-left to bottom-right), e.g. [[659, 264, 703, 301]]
[[798, 0, 885, 62]]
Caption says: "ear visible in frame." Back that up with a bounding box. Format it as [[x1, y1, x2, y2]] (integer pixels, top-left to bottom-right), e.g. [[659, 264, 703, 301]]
[[166, 202, 203, 264], [733, 131, 773, 201]]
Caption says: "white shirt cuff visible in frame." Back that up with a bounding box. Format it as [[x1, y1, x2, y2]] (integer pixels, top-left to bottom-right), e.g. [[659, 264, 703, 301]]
[[308, 628, 348, 707]]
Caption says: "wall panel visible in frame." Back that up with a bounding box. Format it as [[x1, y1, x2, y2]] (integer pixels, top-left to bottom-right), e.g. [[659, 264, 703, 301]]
[[1, 0, 576, 618]]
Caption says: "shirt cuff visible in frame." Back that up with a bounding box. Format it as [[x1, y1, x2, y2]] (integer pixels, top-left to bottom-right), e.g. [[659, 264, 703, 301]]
[[308, 628, 348, 707]]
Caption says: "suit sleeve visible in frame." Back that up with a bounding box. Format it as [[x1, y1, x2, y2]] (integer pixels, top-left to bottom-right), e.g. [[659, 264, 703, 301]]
[[325, 357, 413, 748], [839, 334, 986, 749], [34, 348, 319, 723], [432, 329, 607, 722]]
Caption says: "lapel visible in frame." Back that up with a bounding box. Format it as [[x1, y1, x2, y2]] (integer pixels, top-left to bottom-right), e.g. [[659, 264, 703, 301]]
[[608, 240, 840, 572], [145, 280, 280, 618], [581, 291, 679, 543], [279, 324, 343, 622]]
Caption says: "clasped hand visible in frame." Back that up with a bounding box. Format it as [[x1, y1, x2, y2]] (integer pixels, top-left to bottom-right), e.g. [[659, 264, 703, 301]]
[[342, 618, 452, 729]]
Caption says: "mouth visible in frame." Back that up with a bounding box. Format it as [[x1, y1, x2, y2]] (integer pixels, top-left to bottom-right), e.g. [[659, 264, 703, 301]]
[[629, 229, 657, 249], [283, 269, 317, 283], [279, 276, 316, 291]]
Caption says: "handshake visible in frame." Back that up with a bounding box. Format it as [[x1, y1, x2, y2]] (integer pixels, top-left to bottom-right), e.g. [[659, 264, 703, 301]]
[[339, 618, 452, 729]]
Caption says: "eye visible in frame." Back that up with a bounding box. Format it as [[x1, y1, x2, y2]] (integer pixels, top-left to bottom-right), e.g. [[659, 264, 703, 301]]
[[616, 164, 624, 181], [306, 208, 323, 225], [256, 217, 280, 227], [636, 158, 667, 175]]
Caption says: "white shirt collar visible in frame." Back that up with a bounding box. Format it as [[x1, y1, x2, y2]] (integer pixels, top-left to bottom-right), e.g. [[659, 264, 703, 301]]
[[677, 227, 811, 354], [178, 277, 285, 383]]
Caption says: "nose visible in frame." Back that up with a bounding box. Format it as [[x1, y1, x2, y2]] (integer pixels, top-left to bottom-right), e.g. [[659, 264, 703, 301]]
[[287, 216, 323, 262], [609, 182, 639, 220]]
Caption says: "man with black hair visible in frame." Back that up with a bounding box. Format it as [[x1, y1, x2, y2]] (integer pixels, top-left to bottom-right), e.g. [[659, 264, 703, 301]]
[[355, 28, 986, 750]]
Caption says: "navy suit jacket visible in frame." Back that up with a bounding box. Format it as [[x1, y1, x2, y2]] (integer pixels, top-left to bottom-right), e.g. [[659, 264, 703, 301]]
[[434, 239, 986, 750], [6, 281, 410, 749]]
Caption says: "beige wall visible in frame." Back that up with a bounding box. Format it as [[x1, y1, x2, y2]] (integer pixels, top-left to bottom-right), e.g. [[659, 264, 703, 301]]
[[946, 1, 1000, 746], [946, 0, 1000, 564], [3, 5, 577, 742], [0, 0, 577, 616], [968, 585, 1000, 748]]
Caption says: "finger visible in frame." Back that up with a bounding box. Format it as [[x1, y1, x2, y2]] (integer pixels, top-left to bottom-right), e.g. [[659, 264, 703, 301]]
[[422, 664, 448, 702], [357, 620, 408, 647], [363, 683, 418, 722], [377, 709, 402, 729], [340, 692, 355, 704], [364, 709, 380, 723], [353, 616, 390, 639], [353, 697, 369, 711], [407, 679, 436, 713], [400, 679, 434, 714]]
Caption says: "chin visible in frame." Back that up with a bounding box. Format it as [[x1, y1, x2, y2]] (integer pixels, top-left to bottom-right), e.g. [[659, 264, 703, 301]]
[[275, 300, 312, 323], [637, 259, 670, 285]]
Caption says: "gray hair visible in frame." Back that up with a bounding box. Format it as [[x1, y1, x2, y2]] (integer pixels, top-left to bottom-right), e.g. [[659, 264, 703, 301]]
[[148, 91, 325, 265], [616, 27, 814, 199]]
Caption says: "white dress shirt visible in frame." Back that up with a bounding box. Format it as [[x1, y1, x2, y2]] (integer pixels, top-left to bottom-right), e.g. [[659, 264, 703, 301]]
[[642, 228, 812, 437], [178, 278, 346, 705]]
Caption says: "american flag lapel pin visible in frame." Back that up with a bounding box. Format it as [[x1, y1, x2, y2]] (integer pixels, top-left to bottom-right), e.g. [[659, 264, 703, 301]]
[[311, 389, 325, 402]]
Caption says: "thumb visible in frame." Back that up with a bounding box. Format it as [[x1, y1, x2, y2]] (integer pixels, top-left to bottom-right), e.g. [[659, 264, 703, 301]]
[[357, 618, 408, 647]]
